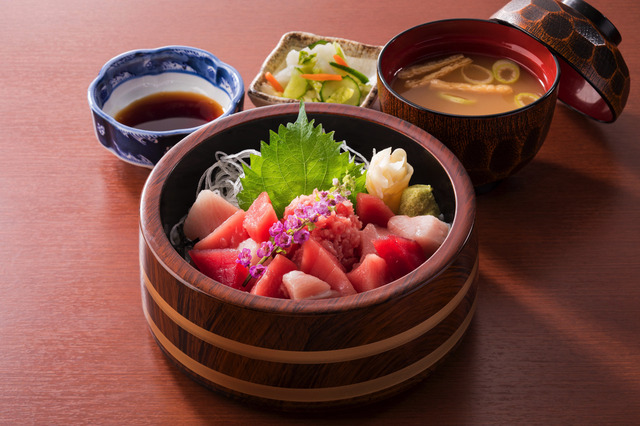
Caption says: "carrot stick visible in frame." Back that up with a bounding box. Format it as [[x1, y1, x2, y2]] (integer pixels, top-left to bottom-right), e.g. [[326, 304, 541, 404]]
[[300, 73, 342, 81], [333, 54, 348, 67], [264, 71, 284, 92]]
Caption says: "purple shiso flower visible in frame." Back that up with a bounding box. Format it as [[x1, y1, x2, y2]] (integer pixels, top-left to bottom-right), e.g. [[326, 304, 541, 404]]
[[274, 231, 293, 249], [284, 215, 302, 231], [314, 199, 330, 217], [236, 248, 252, 268], [269, 221, 284, 237], [335, 193, 348, 204], [293, 228, 310, 244], [295, 204, 319, 223], [257, 241, 274, 259], [249, 264, 266, 278]]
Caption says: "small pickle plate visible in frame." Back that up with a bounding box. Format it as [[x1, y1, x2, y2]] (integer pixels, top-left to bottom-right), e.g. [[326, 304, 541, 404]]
[[248, 31, 382, 108]]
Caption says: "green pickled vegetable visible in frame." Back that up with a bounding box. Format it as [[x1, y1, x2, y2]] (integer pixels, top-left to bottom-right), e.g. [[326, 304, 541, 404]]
[[329, 62, 370, 84], [320, 75, 361, 105], [283, 68, 308, 99]]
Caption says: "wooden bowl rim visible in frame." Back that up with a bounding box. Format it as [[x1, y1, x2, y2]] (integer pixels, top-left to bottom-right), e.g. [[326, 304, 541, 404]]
[[140, 103, 476, 314]]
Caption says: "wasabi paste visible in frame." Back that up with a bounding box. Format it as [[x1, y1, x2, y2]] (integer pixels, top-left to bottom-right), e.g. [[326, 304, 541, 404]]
[[398, 184, 441, 217]]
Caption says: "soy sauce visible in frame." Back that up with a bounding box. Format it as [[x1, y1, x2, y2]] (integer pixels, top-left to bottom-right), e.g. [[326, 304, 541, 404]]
[[114, 91, 224, 131]]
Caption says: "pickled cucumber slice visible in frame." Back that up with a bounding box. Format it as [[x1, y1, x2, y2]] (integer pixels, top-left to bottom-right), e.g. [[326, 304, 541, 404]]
[[493, 59, 520, 84], [283, 68, 308, 99], [461, 64, 493, 84], [320, 75, 361, 105]]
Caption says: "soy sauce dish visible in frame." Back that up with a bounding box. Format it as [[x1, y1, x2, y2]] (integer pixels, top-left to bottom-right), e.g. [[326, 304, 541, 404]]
[[88, 46, 244, 168], [139, 103, 478, 411]]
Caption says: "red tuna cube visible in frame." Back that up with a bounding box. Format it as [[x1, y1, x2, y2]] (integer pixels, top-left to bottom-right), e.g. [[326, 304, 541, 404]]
[[188, 248, 253, 292], [373, 235, 427, 281], [243, 192, 279, 243]]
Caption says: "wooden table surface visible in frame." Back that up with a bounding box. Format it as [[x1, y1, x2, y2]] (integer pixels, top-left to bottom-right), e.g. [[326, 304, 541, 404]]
[[2, 0, 639, 424]]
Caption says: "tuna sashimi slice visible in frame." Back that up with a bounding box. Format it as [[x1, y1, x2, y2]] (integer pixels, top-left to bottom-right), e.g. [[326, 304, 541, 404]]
[[193, 210, 248, 250], [356, 193, 395, 228], [360, 223, 392, 260], [243, 191, 279, 243], [297, 238, 357, 296], [183, 190, 240, 241], [346, 253, 390, 292], [387, 215, 450, 257], [373, 235, 427, 281], [282, 270, 337, 300], [251, 254, 297, 299], [188, 248, 253, 292]]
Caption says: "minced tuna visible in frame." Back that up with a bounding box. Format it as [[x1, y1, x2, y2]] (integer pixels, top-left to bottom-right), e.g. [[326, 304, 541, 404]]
[[285, 194, 362, 270]]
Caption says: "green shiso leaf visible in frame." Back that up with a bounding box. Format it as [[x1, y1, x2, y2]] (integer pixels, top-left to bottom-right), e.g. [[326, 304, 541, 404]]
[[237, 103, 366, 217]]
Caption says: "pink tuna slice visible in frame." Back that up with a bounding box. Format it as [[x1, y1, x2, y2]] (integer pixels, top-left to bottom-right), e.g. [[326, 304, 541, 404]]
[[360, 223, 392, 260], [297, 238, 357, 296], [282, 270, 337, 300], [387, 215, 450, 257], [346, 253, 390, 292], [183, 190, 240, 241], [251, 254, 297, 299], [193, 210, 248, 250]]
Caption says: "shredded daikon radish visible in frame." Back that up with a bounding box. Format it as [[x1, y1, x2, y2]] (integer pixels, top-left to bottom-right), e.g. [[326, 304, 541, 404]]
[[197, 149, 260, 206], [340, 141, 370, 170]]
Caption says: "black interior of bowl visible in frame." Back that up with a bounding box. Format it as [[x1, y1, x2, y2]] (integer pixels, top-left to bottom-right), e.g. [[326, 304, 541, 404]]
[[159, 112, 456, 241]]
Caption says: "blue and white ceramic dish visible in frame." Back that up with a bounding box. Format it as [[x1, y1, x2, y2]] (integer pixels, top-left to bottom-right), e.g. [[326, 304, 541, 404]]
[[88, 46, 244, 168]]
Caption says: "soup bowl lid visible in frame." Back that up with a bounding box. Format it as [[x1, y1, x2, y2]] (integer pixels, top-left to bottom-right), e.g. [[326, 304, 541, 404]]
[[491, 0, 629, 123]]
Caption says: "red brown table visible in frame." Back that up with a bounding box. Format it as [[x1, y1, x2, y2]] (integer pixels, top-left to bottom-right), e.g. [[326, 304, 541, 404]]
[[1, 0, 639, 423]]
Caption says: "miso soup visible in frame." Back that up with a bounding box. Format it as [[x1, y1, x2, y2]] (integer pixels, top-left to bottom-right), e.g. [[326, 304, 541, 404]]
[[392, 53, 544, 115]]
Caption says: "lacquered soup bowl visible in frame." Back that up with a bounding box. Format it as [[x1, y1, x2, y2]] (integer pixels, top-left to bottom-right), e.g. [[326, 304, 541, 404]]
[[139, 102, 478, 410], [378, 19, 560, 190]]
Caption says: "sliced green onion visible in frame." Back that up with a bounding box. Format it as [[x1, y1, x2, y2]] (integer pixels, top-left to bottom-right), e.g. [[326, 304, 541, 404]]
[[493, 59, 520, 84], [438, 92, 476, 105], [515, 92, 541, 107], [461, 64, 493, 84], [329, 62, 369, 84]]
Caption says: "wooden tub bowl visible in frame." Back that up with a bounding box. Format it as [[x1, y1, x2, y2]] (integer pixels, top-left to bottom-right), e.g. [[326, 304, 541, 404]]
[[139, 102, 478, 411]]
